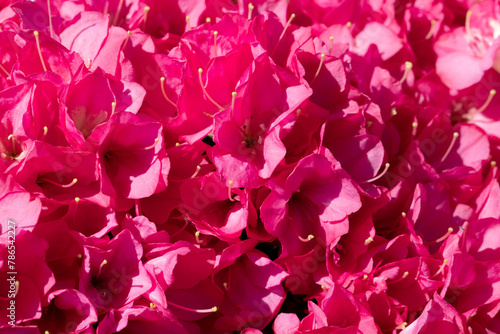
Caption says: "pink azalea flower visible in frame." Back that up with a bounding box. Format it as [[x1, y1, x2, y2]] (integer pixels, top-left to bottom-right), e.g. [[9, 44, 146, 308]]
[[298, 284, 378, 333], [0, 174, 41, 240], [180, 171, 248, 241], [79, 229, 152, 313], [435, 0, 500, 90], [400, 293, 467, 334], [93, 112, 168, 200], [33, 220, 84, 291], [260, 153, 361, 258], [144, 240, 223, 321], [14, 141, 104, 204], [0, 231, 55, 326], [97, 306, 188, 334], [36, 289, 98, 334], [440, 218, 500, 318], [211, 53, 311, 188]]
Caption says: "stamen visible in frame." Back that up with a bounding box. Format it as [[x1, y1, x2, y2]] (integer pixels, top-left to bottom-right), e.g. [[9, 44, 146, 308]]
[[362, 274, 368, 279], [190, 165, 201, 178], [474, 89, 496, 115], [33, 31, 47, 72], [86, 58, 92, 69], [213, 31, 218, 57], [195, 231, 202, 244], [395, 322, 407, 330], [298, 234, 314, 242], [401, 212, 406, 217], [270, 13, 295, 57], [47, 0, 53, 38], [391, 107, 397, 116], [0, 63, 9, 77], [143, 138, 160, 150], [425, 20, 436, 39], [310, 53, 325, 86], [170, 217, 189, 238], [150, 303, 156, 309], [399, 61, 413, 84], [431, 259, 448, 278], [321, 285, 327, 292], [121, 31, 131, 51], [74, 197, 80, 222], [296, 109, 301, 116], [49, 251, 85, 262], [389, 271, 409, 284], [346, 21, 352, 28], [135, 199, 141, 217], [41, 126, 48, 140], [492, 161, 497, 167], [460, 221, 469, 251], [248, 3, 254, 20], [111, 102, 116, 115], [436, 227, 453, 243], [7, 134, 17, 156], [412, 121, 418, 136], [227, 180, 236, 202], [438, 132, 459, 165], [364, 237, 374, 245], [14, 281, 19, 297], [365, 163, 390, 183], [198, 68, 224, 110], [465, 10, 472, 37], [424, 227, 453, 245], [97, 259, 108, 277], [38, 177, 78, 188], [231, 91, 237, 118], [223, 267, 232, 290], [143, 6, 150, 31], [206, 17, 211, 23], [103, 0, 109, 16], [329, 36, 334, 55], [112, 0, 124, 26], [186, 16, 191, 31], [160, 77, 177, 107], [167, 300, 218, 314]]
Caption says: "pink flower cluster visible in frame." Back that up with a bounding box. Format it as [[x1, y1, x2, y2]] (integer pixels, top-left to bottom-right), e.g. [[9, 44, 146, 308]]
[[1, 0, 500, 333]]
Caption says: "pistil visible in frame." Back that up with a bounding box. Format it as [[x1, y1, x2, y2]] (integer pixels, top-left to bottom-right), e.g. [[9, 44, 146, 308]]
[[38, 177, 78, 188], [167, 300, 218, 314], [248, 3, 254, 20], [399, 61, 413, 84], [310, 53, 325, 86], [112, 0, 124, 26], [213, 31, 218, 57], [47, 0, 54, 38], [437, 132, 459, 166], [365, 163, 390, 183], [198, 68, 224, 110], [271, 14, 295, 57], [160, 77, 177, 107], [34, 31, 48, 72]]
